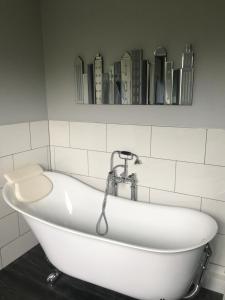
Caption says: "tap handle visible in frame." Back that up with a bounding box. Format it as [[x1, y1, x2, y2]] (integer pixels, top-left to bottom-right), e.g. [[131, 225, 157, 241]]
[[120, 151, 132, 157]]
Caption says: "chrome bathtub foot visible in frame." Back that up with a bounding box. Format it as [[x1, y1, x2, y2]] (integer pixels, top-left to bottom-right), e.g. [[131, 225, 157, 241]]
[[46, 269, 61, 284], [183, 244, 212, 299]]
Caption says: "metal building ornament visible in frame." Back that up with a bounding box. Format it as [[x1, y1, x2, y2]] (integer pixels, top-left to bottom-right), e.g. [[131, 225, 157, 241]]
[[74, 44, 194, 105]]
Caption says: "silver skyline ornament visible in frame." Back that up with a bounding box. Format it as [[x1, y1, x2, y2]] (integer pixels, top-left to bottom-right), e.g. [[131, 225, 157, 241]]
[[108, 65, 114, 104], [153, 47, 167, 105], [94, 53, 103, 104], [121, 52, 132, 105], [179, 44, 194, 105], [165, 61, 174, 104], [74, 56, 84, 104], [131, 49, 143, 104]]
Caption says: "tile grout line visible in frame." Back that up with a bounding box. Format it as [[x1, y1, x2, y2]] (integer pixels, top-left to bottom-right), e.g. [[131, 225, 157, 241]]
[[49, 144, 225, 168], [28, 121, 32, 150], [0, 230, 34, 253], [47, 120, 52, 170], [204, 129, 208, 164]]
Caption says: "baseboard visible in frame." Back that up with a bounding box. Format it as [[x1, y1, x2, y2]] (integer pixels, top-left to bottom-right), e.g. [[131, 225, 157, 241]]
[[202, 263, 225, 295]]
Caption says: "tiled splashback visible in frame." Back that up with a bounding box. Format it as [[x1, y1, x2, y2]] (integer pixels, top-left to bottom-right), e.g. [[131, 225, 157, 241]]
[[49, 120, 225, 294], [0, 121, 49, 268], [1, 119, 225, 293]]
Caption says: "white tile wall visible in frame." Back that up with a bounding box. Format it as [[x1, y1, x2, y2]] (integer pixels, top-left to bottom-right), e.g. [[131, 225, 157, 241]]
[[0, 155, 13, 188], [0, 123, 30, 157], [107, 124, 151, 157], [70, 122, 106, 151], [1, 231, 38, 268], [0, 213, 19, 248], [130, 157, 176, 190], [211, 235, 225, 266], [88, 151, 111, 179], [54, 147, 88, 175], [18, 214, 30, 235], [0, 121, 49, 270], [49, 121, 69, 147], [0, 190, 13, 218], [49, 146, 55, 170], [201, 198, 225, 234], [176, 162, 225, 201], [205, 129, 225, 166], [151, 127, 206, 163], [13, 147, 49, 170], [150, 189, 201, 209], [30, 121, 49, 149]]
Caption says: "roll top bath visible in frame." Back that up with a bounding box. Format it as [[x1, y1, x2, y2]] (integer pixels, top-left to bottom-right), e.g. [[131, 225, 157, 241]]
[[4, 164, 53, 202], [2, 163, 218, 300]]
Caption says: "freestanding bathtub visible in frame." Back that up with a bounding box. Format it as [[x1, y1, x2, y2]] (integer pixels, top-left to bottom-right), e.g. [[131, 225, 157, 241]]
[[3, 171, 218, 300]]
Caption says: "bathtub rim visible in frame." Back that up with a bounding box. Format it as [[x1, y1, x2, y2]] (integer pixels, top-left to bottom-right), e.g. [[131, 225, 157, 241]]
[[2, 173, 218, 255]]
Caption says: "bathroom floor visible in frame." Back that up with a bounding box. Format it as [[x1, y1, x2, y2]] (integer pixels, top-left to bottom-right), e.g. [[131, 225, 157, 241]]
[[0, 245, 223, 300]]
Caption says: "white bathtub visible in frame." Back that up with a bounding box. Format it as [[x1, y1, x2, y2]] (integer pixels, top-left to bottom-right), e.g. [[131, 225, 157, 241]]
[[3, 171, 218, 300]]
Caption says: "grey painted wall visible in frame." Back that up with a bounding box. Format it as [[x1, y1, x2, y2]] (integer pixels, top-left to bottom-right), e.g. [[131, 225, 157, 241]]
[[0, 0, 47, 125], [41, 0, 225, 128]]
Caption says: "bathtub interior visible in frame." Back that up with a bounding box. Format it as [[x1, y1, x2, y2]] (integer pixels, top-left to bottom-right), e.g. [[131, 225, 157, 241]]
[[3, 171, 218, 253]]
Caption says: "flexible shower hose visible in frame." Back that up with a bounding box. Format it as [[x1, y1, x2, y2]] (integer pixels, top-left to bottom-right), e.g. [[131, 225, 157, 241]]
[[96, 172, 112, 236]]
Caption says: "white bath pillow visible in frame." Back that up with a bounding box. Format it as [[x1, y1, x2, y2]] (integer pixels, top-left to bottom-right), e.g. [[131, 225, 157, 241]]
[[4, 164, 43, 184], [4, 164, 53, 203], [14, 174, 53, 203]]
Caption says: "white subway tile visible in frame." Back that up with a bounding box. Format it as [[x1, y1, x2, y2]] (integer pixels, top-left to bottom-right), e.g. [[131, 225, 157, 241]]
[[150, 189, 201, 209], [107, 124, 151, 157], [0, 213, 19, 248], [55, 147, 88, 175], [70, 122, 106, 151], [1, 231, 38, 268], [205, 129, 225, 166], [118, 184, 149, 203], [0, 190, 13, 218], [0, 155, 13, 188], [30, 121, 49, 149], [49, 146, 55, 170], [49, 121, 69, 147], [14, 147, 49, 170], [151, 127, 206, 163], [211, 235, 225, 266], [203, 263, 225, 294], [88, 151, 111, 179], [18, 214, 30, 235], [0, 123, 30, 157], [176, 162, 225, 201], [129, 157, 176, 191], [72, 174, 106, 191], [202, 198, 225, 234]]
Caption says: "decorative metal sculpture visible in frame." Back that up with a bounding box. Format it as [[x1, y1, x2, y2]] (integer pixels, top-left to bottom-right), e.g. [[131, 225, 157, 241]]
[[74, 56, 84, 104], [179, 44, 194, 105], [131, 49, 143, 104], [74, 45, 194, 106], [94, 53, 103, 104], [121, 52, 132, 105]]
